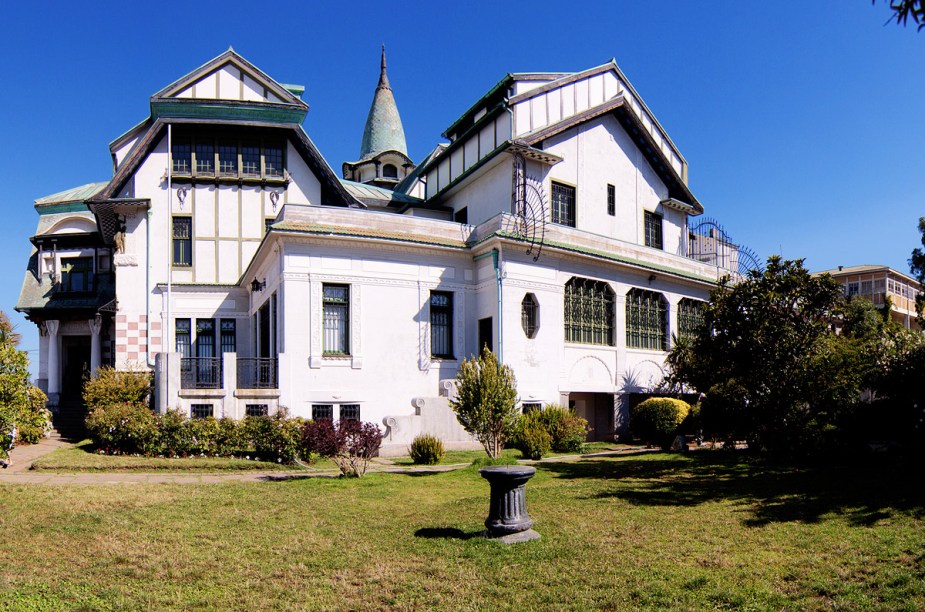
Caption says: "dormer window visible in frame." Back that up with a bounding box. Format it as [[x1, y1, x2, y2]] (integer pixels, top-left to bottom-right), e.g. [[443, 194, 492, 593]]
[[218, 144, 237, 176], [382, 163, 398, 179], [241, 145, 260, 177], [172, 142, 191, 174], [195, 143, 214, 174], [60, 257, 93, 293], [170, 133, 286, 182], [265, 145, 283, 178]]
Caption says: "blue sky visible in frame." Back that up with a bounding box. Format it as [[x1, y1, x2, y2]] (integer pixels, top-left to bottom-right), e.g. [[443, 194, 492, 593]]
[[1, 0, 923, 368]]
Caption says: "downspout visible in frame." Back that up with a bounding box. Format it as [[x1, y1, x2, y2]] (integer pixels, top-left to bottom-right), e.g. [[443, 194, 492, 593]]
[[475, 247, 504, 363]]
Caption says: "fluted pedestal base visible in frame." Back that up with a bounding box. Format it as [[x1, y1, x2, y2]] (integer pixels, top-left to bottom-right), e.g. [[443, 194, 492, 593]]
[[479, 465, 537, 536]]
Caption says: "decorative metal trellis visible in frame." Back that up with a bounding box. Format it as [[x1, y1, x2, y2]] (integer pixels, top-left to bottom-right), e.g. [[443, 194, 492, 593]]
[[688, 217, 762, 278], [509, 153, 547, 261]]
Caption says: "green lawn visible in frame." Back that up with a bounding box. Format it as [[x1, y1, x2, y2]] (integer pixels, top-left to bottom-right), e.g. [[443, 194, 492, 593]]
[[1, 451, 923, 609]]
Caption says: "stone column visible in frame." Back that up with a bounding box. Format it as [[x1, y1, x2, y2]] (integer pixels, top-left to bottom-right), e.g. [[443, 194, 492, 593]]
[[45, 320, 60, 407], [88, 315, 102, 377]]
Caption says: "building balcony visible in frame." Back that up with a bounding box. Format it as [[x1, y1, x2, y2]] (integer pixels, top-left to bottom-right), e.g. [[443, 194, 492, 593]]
[[236, 357, 278, 389]]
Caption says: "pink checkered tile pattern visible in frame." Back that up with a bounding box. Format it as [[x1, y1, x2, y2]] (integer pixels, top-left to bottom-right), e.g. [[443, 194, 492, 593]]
[[115, 314, 160, 363]]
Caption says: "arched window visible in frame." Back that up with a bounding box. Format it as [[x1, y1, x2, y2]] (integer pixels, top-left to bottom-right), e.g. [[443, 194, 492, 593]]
[[626, 288, 667, 350], [677, 298, 705, 342], [564, 277, 614, 345], [382, 163, 398, 178], [521, 293, 539, 339]]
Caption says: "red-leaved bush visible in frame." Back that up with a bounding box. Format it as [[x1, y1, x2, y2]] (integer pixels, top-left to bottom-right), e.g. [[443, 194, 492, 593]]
[[302, 419, 382, 477]]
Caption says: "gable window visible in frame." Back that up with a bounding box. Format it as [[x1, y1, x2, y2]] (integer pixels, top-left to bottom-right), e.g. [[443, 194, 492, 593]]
[[175, 318, 191, 358], [521, 293, 539, 339], [322, 284, 350, 355], [241, 144, 260, 177], [551, 182, 576, 227], [172, 142, 191, 174], [626, 288, 668, 351], [644, 211, 663, 250], [430, 291, 454, 358], [172, 217, 192, 267], [195, 143, 214, 175], [312, 404, 334, 421], [607, 184, 615, 216], [677, 298, 705, 342], [60, 257, 93, 292], [340, 404, 361, 421], [564, 277, 614, 346], [265, 144, 283, 178], [218, 144, 237, 176]]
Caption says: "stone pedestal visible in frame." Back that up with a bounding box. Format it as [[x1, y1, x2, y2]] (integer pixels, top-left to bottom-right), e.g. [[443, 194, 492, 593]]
[[479, 465, 537, 536]]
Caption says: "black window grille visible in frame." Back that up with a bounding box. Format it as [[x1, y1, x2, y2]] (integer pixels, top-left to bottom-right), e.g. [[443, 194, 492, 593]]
[[196, 319, 215, 358], [191, 404, 213, 419], [522, 403, 542, 414], [607, 184, 615, 216], [430, 291, 453, 358], [172, 217, 192, 267], [564, 277, 614, 345], [220, 319, 236, 354], [245, 404, 268, 417], [551, 182, 576, 227], [626, 288, 668, 351], [339, 404, 360, 421], [322, 284, 349, 355], [644, 211, 663, 250], [312, 404, 333, 421], [677, 299, 705, 342], [521, 293, 539, 339], [176, 318, 191, 358]]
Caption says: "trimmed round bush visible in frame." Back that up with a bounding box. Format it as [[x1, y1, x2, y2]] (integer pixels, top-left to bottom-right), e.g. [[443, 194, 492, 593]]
[[409, 433, 445, 465], [85, 402, 159, 454], [83, 367, 151, 412], [631, 397, 691, 449], [519, 423, 551, 460]]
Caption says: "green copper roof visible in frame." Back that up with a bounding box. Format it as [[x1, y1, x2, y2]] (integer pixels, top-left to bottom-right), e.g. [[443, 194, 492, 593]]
[[359, 46, 407, 159], [35, 182, 108, 207]]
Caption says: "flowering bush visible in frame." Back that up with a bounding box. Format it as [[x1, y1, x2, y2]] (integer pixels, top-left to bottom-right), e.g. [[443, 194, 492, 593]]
[[302, 419, 382, 477], [85, 402, 159, 455], [16, 386, 52, 444], [244, 411, 303, 463]]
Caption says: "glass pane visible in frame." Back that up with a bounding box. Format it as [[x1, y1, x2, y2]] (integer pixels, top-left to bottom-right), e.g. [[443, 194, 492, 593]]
[[195, 143, 214, 174]]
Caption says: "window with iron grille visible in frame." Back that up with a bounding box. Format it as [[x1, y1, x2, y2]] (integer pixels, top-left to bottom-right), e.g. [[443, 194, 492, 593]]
[[196, 319, 215, 358], [312, 404, 333, 421], [323, 284, 349, 355], [172, 217, 192, 267], [551, 182, 576, 227], [264, 145, 283, 177], [245, 404, 268, 417], [61, 257, 93, 292], [607, 184, 615, 216], [430, 291, 454, 358], [172, 142, 191, 173], [339, 404, 361, 421], [677, 299, 705, 342], [241, 145, 260, 177], [191, 404, 213, 419], [218, 144, 237, 176], [564, 277, 614, 345], [521, 293, 539, 339], [195, 143, 214, 174], [176, 319, 191, 358], [644, 211, 663, 250], [626, 288, 668, 351], [220, 319, 236, 354], [522, 402, 542, 414]]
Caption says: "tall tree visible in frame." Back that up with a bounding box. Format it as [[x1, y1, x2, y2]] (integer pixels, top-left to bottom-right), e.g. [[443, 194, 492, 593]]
[[450, 347, 519, 458], [908, 217, 925, 324], [875, 0, 925, 29]]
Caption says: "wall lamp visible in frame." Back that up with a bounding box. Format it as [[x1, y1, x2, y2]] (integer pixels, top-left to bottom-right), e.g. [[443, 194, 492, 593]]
[[251, 278, 266, 293]]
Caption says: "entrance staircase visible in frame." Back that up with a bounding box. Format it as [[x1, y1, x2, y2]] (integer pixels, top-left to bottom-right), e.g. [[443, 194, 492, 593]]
[[51, 399, 88, 441]]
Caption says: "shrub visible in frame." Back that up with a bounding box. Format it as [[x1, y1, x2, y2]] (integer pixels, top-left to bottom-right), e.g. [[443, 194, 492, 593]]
[[539, 405, 589, 453], [215, 418, 247, 456], [631, 397, 691, 450], [85, 402, 159, 454], [183, 417, 222, 456], [450, 347, 519, 458], [16, 386, 51, 444], [302, 419, 383, 477], [245, 411, 303, 464], [83, 367, 151, 411], [409, 433, 445, 465], [157, 409, 189, 456], [518, 424, 552, 460]]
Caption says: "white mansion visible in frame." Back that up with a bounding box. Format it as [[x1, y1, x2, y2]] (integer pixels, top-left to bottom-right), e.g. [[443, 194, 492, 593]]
[[17, 49, 737, 452]]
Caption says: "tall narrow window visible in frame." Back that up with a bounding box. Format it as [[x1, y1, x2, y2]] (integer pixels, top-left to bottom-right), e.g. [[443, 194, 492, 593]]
[[677, 299, 705, 342], [175, 318, 191, 358], [196, 319, 215, 358], [172, 142, 191, 174], [241, 144, 260, 177], [607, 184, 615, 216], [60, 257, 93, 292], [564, 277, 614, 345], [644, 211, 663, 250], [172, 217, 192, 267], [430, 291, 453, 358], [220, 319, 236, 354], [195, 142, 214, 175], [218, 143, 237, 176], [551, 182, 576, 227], [264, 144, 283, 178], [323, 284, 349, 355], [626, 289, 668, 351], [521, 293, 539, 339]]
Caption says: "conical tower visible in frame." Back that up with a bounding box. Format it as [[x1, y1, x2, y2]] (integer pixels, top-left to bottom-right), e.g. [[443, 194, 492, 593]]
[[343, 46, 414, 189]]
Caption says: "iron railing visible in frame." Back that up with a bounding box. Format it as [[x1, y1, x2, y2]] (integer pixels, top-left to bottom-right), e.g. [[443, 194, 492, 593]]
[[236, 357, 278, 389], [180, 357, 223, 389]]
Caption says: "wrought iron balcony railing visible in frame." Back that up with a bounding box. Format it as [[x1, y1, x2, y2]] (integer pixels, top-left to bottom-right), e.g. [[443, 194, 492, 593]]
[[236, 357, 278, 389]]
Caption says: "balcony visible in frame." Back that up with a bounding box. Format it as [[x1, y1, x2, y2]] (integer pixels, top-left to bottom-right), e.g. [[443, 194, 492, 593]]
[[236, 358, 278, 389], [180, 357, 223, 389]]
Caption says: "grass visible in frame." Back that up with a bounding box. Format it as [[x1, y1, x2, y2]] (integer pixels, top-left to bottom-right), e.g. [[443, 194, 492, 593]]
[[2, 450, 924, 609], [389, 441, 633, 466], [29, 440, 322, 472]]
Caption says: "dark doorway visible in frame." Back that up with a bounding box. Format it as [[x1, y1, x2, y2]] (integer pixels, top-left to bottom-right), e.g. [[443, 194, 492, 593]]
[[61, 336, 91, 400], [569, 392, 614, 442], [478, 317, 493, 353]]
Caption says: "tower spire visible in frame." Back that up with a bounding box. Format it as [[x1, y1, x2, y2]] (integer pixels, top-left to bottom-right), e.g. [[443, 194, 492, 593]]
[[379, 44, 390, 89], [358, 45, 407, 159]]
